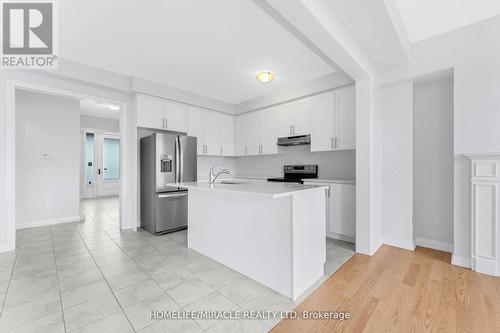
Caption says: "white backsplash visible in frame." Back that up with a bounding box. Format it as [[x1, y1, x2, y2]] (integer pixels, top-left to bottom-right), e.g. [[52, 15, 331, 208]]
[[235, 146, 355, 180], [197, 155, 237, 180]]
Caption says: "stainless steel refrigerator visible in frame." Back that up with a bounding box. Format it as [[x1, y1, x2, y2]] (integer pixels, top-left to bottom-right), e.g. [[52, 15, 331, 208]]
[[140, 133, 197, 234]]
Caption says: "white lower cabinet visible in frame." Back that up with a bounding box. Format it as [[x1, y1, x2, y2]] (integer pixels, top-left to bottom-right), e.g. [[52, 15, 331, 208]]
[[304, 181, 356, 242]]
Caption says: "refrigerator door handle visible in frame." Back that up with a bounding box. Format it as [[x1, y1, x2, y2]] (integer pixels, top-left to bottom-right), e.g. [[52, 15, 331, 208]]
[[158, 192, 187, 199], [175, 136, 181, 183], [179, 135, 184, 183]]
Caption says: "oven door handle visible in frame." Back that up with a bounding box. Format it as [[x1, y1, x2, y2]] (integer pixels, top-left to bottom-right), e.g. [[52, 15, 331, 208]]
[[158, 192, 187, 199]]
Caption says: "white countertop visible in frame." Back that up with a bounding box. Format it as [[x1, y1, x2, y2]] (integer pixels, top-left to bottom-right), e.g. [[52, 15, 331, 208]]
[[167, 180, 328, 199], [302, 178, 356, 185]]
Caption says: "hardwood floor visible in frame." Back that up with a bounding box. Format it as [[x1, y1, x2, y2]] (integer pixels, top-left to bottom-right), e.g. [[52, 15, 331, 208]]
[[271, 245, 500, 333]]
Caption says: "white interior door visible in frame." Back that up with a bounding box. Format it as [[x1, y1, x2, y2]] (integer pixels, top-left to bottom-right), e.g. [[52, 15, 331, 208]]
[[96, 133, 120, 197]]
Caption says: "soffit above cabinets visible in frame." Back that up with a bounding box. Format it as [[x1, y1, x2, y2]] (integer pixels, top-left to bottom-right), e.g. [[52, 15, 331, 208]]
[[59, 0, 335, 105], [393, 0, 500, 43]]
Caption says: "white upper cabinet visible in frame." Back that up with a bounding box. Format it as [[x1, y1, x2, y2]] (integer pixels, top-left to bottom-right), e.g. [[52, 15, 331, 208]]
[[187, 106, 234, 156], [235, 110, 278, 156], [204, 110, 222, 156], [289, 98, 311, 136], [335, 85, 356, 150], [311, 91, 335, 152], [138, 85, 354, 157], [274, 99, 311, 137], [310, 85, 355, 152], [187, 106, 206, 154], [235, 113, 250, 156], [260, 108, 278, 155], [136, 94, 165, 130], [163, 100, 188, 133], [136, 94, 188, 133], [220, 114, 235, 156]]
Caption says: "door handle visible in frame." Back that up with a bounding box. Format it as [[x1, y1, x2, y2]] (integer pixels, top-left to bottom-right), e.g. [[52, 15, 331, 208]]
[[158, 192, 188, 199], [98, 168, 101, 175]]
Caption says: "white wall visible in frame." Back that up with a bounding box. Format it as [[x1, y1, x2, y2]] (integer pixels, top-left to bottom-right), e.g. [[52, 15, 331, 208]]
[[413, 79, 454, 251], [382, 16, 500, 266], [80, 115, 120, 132], [380, 82, 414, 249], [16, 90, 81, 228], [236, 146, 355, 180]]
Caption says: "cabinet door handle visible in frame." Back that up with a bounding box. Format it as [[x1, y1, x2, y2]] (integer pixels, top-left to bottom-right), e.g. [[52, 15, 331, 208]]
[[162, 118, 165, 128], [331, 137, 334, 149], [289, 125, 292, 135], [334, 137, 338, 148], [292, 125, 295, 135], [245, 146, 247, 155], [220, 146, 223, 155], [165, 117, 168, 128]]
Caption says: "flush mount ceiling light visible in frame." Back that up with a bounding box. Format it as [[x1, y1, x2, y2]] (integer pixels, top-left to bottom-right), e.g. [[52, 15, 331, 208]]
[[256, 70, 275, 83]]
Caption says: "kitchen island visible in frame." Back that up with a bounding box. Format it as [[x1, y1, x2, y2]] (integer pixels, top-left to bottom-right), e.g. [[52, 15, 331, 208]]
[[168, 180, 328, 300]]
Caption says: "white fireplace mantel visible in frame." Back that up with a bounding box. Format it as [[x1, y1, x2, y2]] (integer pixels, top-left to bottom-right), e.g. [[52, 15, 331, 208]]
[[465, 153, 500, 276]]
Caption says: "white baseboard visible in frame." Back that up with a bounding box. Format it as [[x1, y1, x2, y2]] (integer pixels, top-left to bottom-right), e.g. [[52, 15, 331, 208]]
[[451, 254, 471, 268], [415, 237, 453, 253], [383, 236, 416, 251], [0, 244, 16, 253], [16, 216, 82, 229], [326, 232, 355, 243]]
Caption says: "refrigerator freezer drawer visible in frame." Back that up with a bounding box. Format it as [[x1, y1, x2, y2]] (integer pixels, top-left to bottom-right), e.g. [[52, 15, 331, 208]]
[[155, 192, 188, 233]]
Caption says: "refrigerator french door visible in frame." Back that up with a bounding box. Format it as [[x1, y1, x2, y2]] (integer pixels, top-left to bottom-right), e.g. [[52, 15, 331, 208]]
[[140, 133, 197, 234]]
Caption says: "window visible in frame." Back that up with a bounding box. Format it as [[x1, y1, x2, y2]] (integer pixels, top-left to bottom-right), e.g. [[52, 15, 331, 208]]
[[85, 133, 94, 184], [103, 138, 120, 180]]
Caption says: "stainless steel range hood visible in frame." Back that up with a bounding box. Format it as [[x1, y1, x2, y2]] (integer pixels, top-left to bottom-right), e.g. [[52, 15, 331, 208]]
[[276, 134, 311, 147]]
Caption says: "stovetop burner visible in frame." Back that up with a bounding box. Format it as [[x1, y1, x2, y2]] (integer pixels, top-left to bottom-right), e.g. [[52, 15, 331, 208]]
[[267, 165, 318, 184]]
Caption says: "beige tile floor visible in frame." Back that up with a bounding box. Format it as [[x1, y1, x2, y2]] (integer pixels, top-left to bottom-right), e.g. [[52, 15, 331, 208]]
[[0, 196, 354, 333]]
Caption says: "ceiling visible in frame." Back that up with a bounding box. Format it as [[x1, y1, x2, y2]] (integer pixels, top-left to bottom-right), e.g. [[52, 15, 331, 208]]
[[394, 0, 500, 43], [324, 0, 409, 70], [80, 100, 120, 120], [59, 0, 335, 104]]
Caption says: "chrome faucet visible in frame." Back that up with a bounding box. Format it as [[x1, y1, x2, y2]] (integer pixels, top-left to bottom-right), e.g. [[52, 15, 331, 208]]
[[209, 165, 231, 184]]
